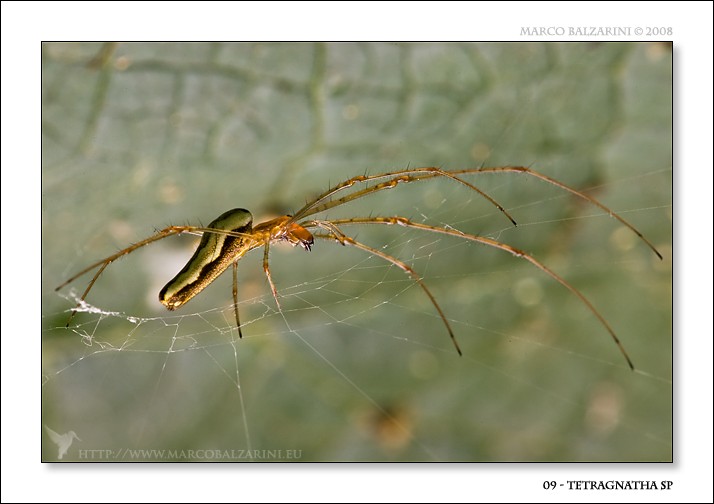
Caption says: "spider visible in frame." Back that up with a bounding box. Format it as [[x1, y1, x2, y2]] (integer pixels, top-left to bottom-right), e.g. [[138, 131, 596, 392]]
[[56, 166, 662, 369]]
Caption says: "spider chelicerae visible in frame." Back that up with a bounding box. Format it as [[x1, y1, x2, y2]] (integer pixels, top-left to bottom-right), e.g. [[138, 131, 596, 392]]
[[56, 166, 662, 369]]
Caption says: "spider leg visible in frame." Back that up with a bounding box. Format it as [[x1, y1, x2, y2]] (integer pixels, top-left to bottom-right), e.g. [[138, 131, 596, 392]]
[[262, 241, 281, 310], [291, 167, 517, 227], [311, 216, 635, 370], [64, 262, 110, 327], [56, 225, 197, 327], [453, 166, 663, 260], [232, 261, 243, 339], [292, 166, 660, 260], [311, 220, 462, 356]]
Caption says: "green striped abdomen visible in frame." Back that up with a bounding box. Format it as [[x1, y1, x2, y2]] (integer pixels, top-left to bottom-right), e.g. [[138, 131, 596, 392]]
[[159, 208, 254, 310]]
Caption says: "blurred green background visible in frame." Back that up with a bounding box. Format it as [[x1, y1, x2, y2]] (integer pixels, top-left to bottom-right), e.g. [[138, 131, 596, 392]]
[[42, 42, 671, 462]]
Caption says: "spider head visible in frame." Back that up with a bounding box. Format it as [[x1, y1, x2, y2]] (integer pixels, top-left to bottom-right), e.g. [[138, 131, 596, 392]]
[[286, 222, 314, 252]]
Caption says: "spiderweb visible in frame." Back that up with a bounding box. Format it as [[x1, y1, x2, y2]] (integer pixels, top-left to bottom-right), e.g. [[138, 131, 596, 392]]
[[41, 42, 672, 462]]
